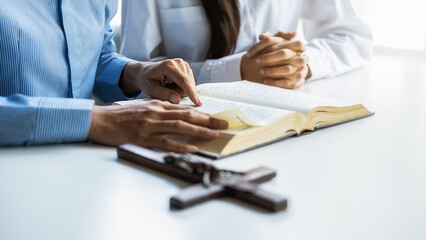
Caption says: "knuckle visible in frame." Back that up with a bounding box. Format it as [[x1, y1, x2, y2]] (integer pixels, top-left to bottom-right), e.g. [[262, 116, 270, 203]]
[[161, 100, 171, 107], [147, 106, 162, 115], [149, 99, 161, 104], [145, 107, 156, 116], [297, 57, 306, 65], [163, 59, 174, 67], [283, 65, 291, 73], [180, 105, 193, 110], [172, 120, 184, 130], [183, 110, 195, 120], [295, 72, 304, 79], [149, 99, 162, 106], [295, 41, 304, 49], [174, 58, 185, 64], [182, 75, 191, 83]]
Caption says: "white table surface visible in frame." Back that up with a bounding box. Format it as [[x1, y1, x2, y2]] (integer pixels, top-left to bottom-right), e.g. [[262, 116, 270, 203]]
[[1, 54, 426, 240]]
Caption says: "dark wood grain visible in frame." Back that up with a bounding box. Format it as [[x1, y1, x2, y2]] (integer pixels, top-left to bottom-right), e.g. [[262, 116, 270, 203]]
[[118, 144, 287, 212]]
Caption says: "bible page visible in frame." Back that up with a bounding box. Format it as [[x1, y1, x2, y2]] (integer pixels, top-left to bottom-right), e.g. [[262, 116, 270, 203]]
[[197, 81, 355, 115], [180, 96, 294, 127]]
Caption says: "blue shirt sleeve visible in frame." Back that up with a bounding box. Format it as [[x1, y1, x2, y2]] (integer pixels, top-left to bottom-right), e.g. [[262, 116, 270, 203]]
[[93, 0, 139, 104], [0, 94, 94, 146]]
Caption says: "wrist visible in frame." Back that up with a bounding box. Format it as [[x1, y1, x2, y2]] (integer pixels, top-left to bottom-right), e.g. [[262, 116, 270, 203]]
[[240, 53, 249, 80], [88, 105, 109, 143], [119, 62, 143, 97]]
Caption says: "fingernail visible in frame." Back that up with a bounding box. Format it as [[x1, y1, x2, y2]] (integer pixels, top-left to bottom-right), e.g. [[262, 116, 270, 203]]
[[220, 120, 229, 129], [186, 145, 198, 153], [256, 57, 262, 63], [207, 130, 219, 138], [264, 80, 270, 85], [246, 52, 252, 57], [196, 96, 203, 105], [169, 94, 180, 104], [260, 68, 265, 74]]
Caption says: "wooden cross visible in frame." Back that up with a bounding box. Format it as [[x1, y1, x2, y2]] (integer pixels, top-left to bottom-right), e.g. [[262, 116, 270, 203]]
[[117, 144, 287, 212]]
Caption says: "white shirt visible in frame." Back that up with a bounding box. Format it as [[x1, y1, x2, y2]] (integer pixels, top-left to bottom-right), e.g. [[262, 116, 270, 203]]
[[120, 0, 372, 84]]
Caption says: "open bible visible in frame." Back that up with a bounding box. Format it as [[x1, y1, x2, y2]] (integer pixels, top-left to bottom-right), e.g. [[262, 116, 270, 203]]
[[116, 81, 373, 158]]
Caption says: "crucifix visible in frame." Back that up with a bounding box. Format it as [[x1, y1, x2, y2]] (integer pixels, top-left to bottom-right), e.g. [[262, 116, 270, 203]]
[[117, 144, 287, 212]]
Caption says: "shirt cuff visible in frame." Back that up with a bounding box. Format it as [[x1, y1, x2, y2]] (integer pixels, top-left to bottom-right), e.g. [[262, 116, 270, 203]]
[[197, 52, 245, 84], [304, 46, 331, 81], [94, 55, 137, 103], [32, 98, 94, 145]]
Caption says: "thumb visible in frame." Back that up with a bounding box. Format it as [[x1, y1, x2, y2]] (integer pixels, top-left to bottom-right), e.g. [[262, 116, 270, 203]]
[[274, 31, 297, 40], [147, 81, 182, 104], [259, 31, 273, 40]]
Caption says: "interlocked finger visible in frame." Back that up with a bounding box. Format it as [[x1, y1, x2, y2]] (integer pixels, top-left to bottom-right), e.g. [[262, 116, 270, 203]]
[[273, 40, 306, 53], [247, 36, 286, 57], [257, 49, 297, 64], [260, 64, 299, 78], [261, 55, 309, 67]]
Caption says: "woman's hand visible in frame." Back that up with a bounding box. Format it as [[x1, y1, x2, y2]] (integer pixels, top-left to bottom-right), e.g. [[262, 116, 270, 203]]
[[120, 58, 203, 106], [88, 100, 228, 153], [241, 32, 311, 89]]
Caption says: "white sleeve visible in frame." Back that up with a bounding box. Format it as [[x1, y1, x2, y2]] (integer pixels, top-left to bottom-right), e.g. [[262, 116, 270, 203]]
[[190, 52, 245, 84], [120, 0, 162, 61], [301, 0, 373, 80]]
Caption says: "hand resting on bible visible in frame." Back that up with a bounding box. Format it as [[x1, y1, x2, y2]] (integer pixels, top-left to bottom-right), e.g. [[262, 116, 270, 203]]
[[88, 100, 228, 153]]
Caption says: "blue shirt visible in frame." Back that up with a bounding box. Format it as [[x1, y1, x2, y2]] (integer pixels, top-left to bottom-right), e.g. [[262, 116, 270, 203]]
[[0, 0, 133, 146]]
